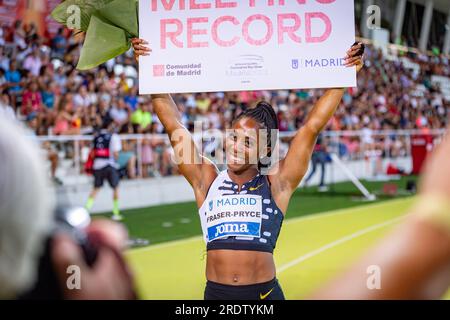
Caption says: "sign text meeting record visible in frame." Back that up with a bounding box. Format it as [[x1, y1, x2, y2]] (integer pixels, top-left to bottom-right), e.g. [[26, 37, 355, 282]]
[[139, 0, 356, 94]]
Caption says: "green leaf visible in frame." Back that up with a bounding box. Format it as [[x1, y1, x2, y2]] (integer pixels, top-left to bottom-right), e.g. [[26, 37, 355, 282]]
[[51, 0, 139, 70], [77, 15, 130, 70], [98, 0, 139, 37], [51, 0, 115, 32]]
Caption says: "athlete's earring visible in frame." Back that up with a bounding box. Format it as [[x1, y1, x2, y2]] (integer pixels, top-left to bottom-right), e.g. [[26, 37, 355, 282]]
[[258, 156, 271, 175]]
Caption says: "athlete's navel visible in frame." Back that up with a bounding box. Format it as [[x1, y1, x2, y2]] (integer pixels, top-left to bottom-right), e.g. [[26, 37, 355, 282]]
[[233, 275, 239, 283]]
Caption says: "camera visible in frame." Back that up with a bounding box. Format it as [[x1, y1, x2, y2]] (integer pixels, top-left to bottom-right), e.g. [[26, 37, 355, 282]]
[[17, 206, 98, 300]]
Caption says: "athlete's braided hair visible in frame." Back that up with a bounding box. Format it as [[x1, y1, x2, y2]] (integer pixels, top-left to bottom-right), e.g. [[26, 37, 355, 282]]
[[233, 101, 279, 171]]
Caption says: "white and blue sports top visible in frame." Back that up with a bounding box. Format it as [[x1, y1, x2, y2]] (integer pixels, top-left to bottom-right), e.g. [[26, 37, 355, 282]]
[[199, 170, 284, 253]]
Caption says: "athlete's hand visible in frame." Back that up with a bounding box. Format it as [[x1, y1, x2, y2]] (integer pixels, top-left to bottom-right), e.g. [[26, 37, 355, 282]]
[[131, 38, 152, 63], [344, 42, 365, 73]]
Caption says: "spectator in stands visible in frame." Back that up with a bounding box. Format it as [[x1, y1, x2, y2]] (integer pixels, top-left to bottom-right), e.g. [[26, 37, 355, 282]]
[[124, 86, 138, 111], [118, 140, 137, 180], [0, 90, 15, 121], [41, 82, 56, 110], [53, 98, 81, 136], [304, 134, 330, 191], [141, 137, 155, 178], [22, 81, 44, 116], [73, 85, 92, 110], [0, 26, 4, 47], [0, 68, 6, 90], [53, 66, 67, 90], [4, 59, 22, 107], [118, 73, 130, 94], [110, 98, 130, 133], [131, 102, 152, 133], [0, 47, 9, 72], [23, 46, 42, 77], [51, 28, 67, 59], [12, 20, 26, 50]]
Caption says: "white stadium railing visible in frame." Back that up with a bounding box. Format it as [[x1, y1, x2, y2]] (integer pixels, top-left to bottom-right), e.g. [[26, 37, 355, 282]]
[[33, 129, 447, 186]]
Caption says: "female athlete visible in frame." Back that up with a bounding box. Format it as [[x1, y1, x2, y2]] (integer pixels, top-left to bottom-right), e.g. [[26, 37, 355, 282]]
[[132, 38, 364, 300]]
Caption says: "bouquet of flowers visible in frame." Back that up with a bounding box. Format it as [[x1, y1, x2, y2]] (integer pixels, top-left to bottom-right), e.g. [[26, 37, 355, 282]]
[[51, 0, 138, 70]]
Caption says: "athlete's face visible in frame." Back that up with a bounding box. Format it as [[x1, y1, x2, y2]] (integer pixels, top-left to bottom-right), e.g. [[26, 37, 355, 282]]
[[226, 117, 261, 173]]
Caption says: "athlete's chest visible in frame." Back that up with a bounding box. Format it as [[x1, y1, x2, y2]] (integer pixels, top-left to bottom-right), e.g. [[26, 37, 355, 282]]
[[199, 172, 282, 243]]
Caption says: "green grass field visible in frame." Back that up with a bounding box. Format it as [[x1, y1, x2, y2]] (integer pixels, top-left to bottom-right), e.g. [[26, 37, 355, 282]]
[[97, 176, 450, 299]]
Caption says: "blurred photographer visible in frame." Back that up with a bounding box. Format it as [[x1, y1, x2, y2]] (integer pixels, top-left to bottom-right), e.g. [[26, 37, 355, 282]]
[[0, 118, 136, 300]]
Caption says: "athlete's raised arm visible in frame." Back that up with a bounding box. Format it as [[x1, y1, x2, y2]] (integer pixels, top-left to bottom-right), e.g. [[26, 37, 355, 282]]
[[132, 39, 218, 206], [271, 43, 364, 206]]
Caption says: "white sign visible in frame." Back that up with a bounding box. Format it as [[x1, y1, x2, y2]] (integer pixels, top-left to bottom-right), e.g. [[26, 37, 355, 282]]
[[139, 0, 356, 94], [203, 194, 263, 242]]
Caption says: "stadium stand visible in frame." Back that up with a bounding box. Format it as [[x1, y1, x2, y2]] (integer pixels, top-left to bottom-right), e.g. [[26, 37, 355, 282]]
[[0, 1, 449, 193]]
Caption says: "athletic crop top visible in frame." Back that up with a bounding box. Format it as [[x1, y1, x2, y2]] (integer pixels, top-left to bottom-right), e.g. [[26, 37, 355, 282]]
[[199, 170, 284, 253]]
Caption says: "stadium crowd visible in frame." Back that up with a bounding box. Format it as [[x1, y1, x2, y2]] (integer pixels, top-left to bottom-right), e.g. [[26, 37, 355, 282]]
[[0, 21, 449, 179]]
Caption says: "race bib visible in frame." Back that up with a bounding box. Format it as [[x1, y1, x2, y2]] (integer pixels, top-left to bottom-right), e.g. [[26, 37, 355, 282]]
[[204, 194, 263, 242]]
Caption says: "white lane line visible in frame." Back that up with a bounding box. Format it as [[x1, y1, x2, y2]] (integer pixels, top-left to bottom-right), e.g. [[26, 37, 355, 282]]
[[277, 216, 405, 274], [129, 198, 411, 254], [162, 222, 174, 228], [128, 235, 202, 253]]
